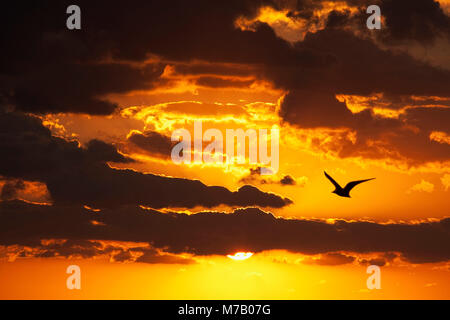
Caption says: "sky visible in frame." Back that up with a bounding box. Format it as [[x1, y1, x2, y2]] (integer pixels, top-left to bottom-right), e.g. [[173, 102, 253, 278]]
[[0, 0, 449, 299]]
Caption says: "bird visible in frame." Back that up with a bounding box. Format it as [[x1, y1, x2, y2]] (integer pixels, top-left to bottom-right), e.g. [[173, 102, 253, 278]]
[[324, 171, 375, 198]]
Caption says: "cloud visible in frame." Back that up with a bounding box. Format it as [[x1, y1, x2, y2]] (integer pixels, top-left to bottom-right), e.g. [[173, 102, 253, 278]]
[[407, 180, 435, 194], [86, 139, 135, 163], [319, 0, 450, 44], [127, 130, 175, 158], [0, 111, 291, 209], [357, 252, 398, 267], [269, 24, 450, 167], [379, 0, 450, 44], [293, 251, 399, 267], [194, 76, 255, 88], [6, 239, 195, 265], [0, 0, 291, 114], [273, 28, 450, 166], [134, 248, 195, 265], [2, 1, 449, 167], [302, 252, 356, 266], [279, 175, 296, 185], [239, 167, 307, 186], [2, 61, 165, 115], [1, 201, 449, 264], [282, 91, 450, 165], [0, 179, 50, 204], [441, 173, 450, 190], [126, 101, 249, 119], [173, 62, 256, 77], [1, 0, 449, 270], [0, 179, 25, 200]]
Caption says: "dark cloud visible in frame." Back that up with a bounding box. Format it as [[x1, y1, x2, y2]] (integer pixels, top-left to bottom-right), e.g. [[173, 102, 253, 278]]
[[358, 257, 386, 267], [239, 167, 269, 184], [280, 175, 296, 185], [280, 89, 354, 129], [1, 179, 25, 200], [110, 249, 133, 263], [163, 101, 248, 116], [267, 25, 450, 165], [277, 28, 450, 97], [325, 8, 358, 30], [127, 131, 175, 159], [2, 1, 449, 108], [195, 76, 254, 88], [402, 107, 450, 133], [86, 139, 135, 163], [3, 1, 449, 169], [280, 91, 450, 165], [35, 240, 107, 259], [380, 0, 450, 43], [357, 252, 398, 267], [0, 0, 286, 114], [173, 62, 256, 77], [1, 201, 449, 264], [302, 252, 356, 266], [3, 0, 351, 116], [322, 0, 450, 44], [2, 62, 165, 115], [0, 111, 291, 209], [239, 167, 298, 186], [301, 251, 399, 266], [134, 248, 195, 265], [1, 0, 449, 270], [12, 238, 195, 264], [50, 168, 292, 209]]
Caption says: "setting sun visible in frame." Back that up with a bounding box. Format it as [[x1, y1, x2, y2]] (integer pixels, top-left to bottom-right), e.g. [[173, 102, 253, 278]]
[[227, 252, 254, 261]]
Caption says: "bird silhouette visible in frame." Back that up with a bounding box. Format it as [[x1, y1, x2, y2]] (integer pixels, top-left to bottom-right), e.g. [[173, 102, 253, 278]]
[[324, 171, 375, 198]]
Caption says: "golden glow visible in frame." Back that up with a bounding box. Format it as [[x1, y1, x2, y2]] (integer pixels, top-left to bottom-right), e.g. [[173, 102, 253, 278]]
[[1, 252, 449, 299], [2, 1, 450, 301], [430, 131, 450, 145], [439, 0, 450, 15], [0, 180, 51, 204], [227, 252, 254, 261], [336, 94, 405, 118], [84, 205, 101, 212], [235, 3, 359, 42]]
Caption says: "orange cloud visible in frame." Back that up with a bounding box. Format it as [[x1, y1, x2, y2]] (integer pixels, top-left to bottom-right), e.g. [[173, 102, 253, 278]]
[[441, 174, 450, 191], [430, 131, 450, 144], [234, 2, 359, 42], [407, 180, 435, 194]]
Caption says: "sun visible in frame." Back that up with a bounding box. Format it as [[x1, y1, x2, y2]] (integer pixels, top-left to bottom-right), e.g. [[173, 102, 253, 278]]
[[227, 252, 254, 261]]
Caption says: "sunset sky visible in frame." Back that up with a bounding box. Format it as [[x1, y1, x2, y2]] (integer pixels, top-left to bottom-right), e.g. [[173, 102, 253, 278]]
[[1, 0, 449, 299]]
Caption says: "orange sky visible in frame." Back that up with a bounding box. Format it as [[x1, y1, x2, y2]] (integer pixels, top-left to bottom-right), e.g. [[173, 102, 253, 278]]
[[1, 252, 449, 299], [1, 0, 449, 300]]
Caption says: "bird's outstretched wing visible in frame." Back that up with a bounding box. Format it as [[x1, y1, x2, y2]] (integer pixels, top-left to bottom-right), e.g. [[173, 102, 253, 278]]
[[324, 171, 341, 189], [344, 178, 375, 192]]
